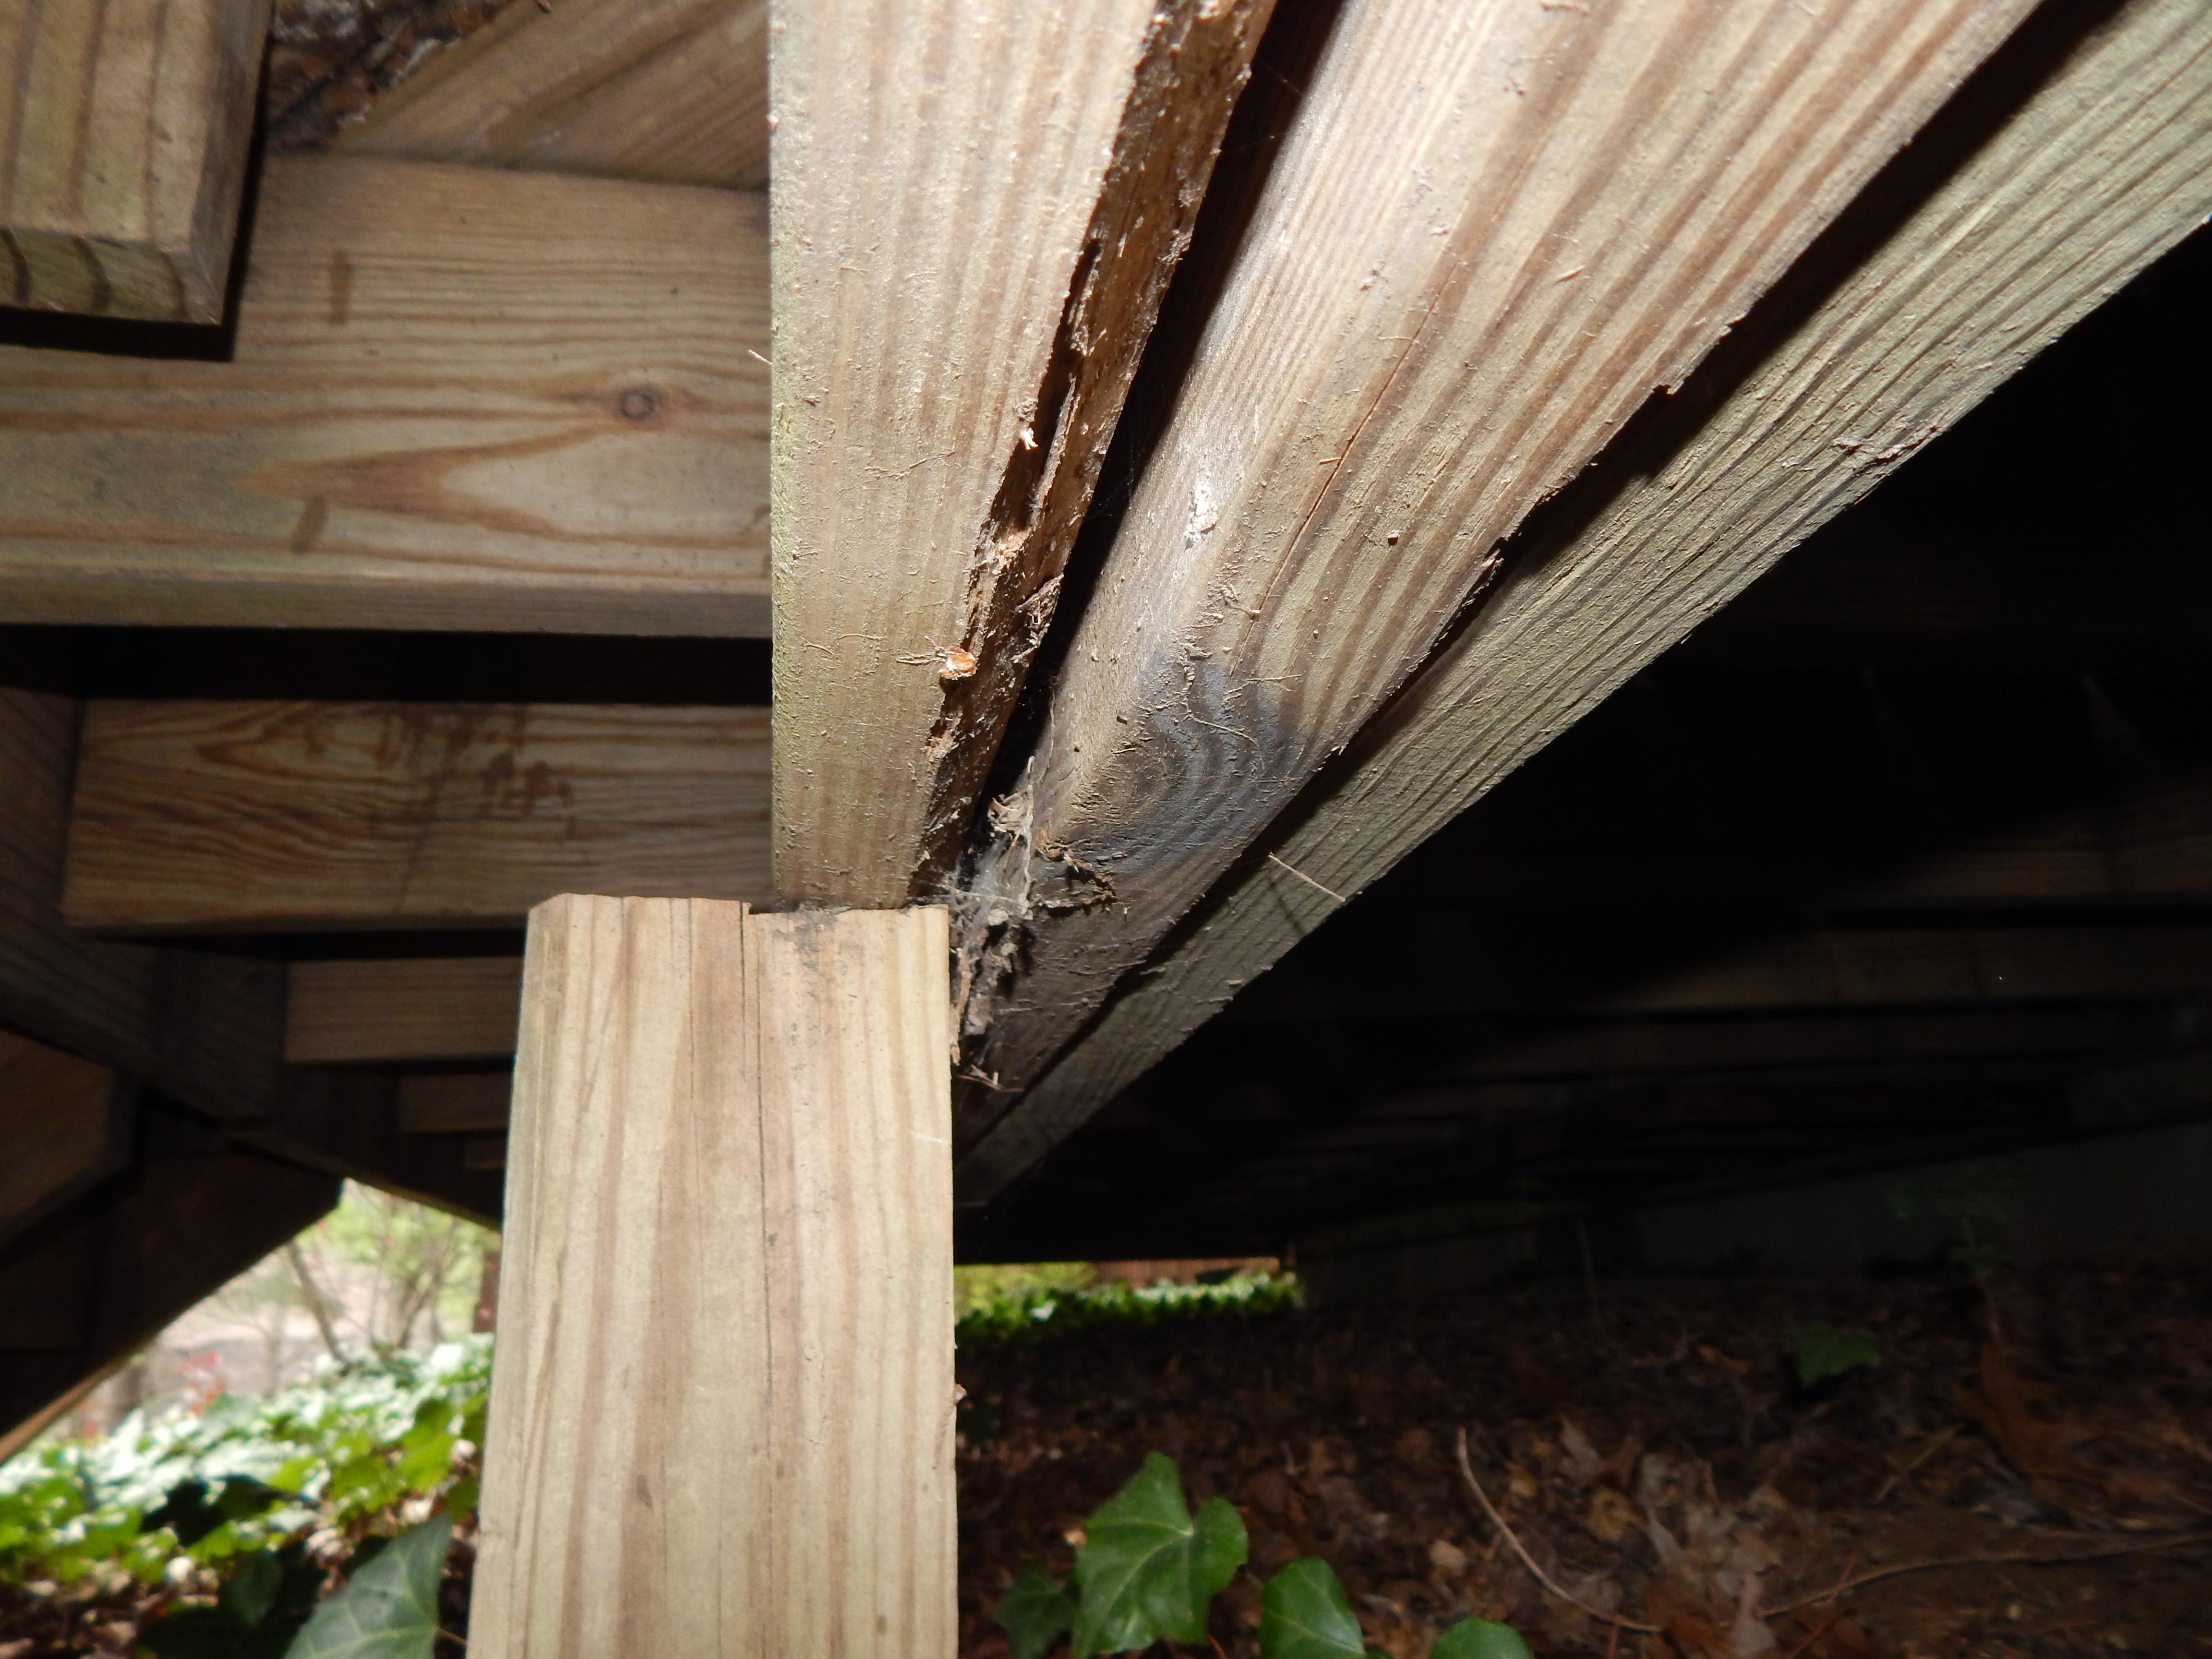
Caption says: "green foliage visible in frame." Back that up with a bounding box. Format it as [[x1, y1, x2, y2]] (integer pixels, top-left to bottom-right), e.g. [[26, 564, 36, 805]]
[[1791, 1321, 1881, 1389], [1072, 1453, 1246, 1656], [282, 1515, 451, 1659], [956, 1262, 1098, 1319], [138, 1542, 326, 1658], [957, 1273, 1299, 1346], [992, 1451, 1533, 1659], [996, 1561, 1077, 1659], [0, 1336, 489, 1589], [1258, 1557, 1368, 1659]]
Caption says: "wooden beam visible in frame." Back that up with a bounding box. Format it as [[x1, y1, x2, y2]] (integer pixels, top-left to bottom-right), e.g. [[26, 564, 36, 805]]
[[396, 1070, 514, 1135], [339, 0, 769, 191], [241, 1067, 503, 1226], [0, 1033, 129, 1249], [0, 0, 266, 321], [0, 155, 769, 636], [0, 689, 282, 1122], [66, 700, 770, 930], [470, 898, 952, 1659], [772, 0, 1276, 905], [0, 1115, 337, 1453], [286, 958, 521, 1064], [959, 0, 2212, 1197]]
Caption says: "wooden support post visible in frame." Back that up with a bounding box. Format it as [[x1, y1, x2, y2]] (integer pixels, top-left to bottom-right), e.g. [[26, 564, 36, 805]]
[[0, 0, 268, 321], [338, 0, 770, 190], [471, 898, 953, 1659], [957, 0, 2212, 1197]]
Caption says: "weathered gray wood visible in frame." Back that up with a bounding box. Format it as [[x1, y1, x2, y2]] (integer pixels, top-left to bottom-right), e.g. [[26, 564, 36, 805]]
[[0, 689, 283, 1122], [772, 0, 1275, 905], [958, 0, 2212, 1196]]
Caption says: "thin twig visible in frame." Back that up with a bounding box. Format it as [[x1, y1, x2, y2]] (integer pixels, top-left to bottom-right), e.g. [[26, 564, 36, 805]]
[[1266, 852, 1347, 904], [1778, 1613, 1842, 1659], [1454, 1428, 1661, 1635], [1765, 1531, 2212, 1616]]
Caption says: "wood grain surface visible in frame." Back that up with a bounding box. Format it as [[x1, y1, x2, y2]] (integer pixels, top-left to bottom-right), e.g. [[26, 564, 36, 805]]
[[960, 0, 2212, 1196], [66, 700, 769, 930], [470, 898, 953, 1659], [772, 0, 1274, 905], [0, 155, 770, 635], [340, 0, 769, 190], [0, 0, 268, 320], [286, 957, 522, 1063], [0, 1032, 125, 1249], [0, 689, 282, 1122]]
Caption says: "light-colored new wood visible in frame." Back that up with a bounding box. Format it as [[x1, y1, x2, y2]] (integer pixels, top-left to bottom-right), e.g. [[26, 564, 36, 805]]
[[396, 1071, 514, 1134], [0, 155, 769, 636], [67, 701, 771, 930], [471, 898, 953, 1659], [957, 0, 2212, 1195], [0, 0, 267, 320], [341, 0, 769, 191], [772, 0, 1275, 904], [286, 958, 522, 1064], [0, 690, 282, 1122], [0, 1032, 125, 1247]]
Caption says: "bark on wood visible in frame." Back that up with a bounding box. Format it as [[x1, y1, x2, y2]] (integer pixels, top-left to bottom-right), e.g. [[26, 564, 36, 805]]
[[469, 897, 953, 1659], [956, 0, 2207, 1196], [0, 0, 268, 320], [0, 155, 769, 635], [771, 0, 1275, 906], [66, 700, 769, 930], [338, 0, 769, 190]]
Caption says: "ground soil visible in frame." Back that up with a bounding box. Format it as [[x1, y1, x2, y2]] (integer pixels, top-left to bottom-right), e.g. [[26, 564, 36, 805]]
[[954, 1253, 2212, 1658]]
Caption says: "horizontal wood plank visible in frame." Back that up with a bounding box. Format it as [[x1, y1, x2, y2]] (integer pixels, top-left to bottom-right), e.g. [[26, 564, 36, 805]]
[[341, 0, 769, 190], [773, 0, 1275, 905], [0, 0, 266, 320], [67, 701, 769, 930], [0, 155, 769, 635], [396, 1070, 515, 1134], [958, 0, 2212, 1196], [287, 958, 522, 1063], [0, 1033, 127, 1248], [0, 689, 283, 1121]]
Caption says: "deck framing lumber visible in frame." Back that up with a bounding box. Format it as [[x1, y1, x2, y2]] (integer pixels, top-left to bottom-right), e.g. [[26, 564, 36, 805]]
[[469, 898, 952, 1659], [0, 0, 268, 321], [67, 700, 770, 930], [0, 1034, 129, 1250], [285, 958, 522, 1064], [339, 0, 769, 190], [771, 0, 1276, 905], [0, 155, 769, 636], [956, 0, 2207, 1196]]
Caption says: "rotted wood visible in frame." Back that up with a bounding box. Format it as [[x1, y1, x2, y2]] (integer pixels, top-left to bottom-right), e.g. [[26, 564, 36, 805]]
[[66, 700, 770, 930], [339, 0, 769, 190], [470, 898, 953, 1659], [0, 0, 268, 320], [955, 0, 2212, 1197], [772, 0, 1276, 906], [0, 156, 769, 636]]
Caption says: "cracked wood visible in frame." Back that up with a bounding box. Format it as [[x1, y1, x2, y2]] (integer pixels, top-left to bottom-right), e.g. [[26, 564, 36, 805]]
[[771, 0, 1274, 906], [0, 154, 770, 635], [958, 0, 2212, 1195], [950, 0, 2045, 1160], [0, 0, 268, 320]]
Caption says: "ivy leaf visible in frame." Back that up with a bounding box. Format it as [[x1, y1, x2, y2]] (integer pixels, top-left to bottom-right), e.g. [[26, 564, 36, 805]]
[[1430, 1618, 1537, 1659], [996, 1561, 1076, 1659], [1072, 1453, 1247, 1655], [1259, 1557, 1367, 1659], [1791, 1321, 1881, 1389], [282, 1514, 450, 1659]]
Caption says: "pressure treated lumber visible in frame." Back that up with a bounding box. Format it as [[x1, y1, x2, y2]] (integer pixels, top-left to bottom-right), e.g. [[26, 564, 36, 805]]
[[66, 700, 771, 930], [0, 1033, 127, 1249], [396, 1070, 514, 1135], [340, 0, 769, 190], [0, 0, 267, 321], [242, 1067, 504, 1226], [958, 0, 2212, 1196], [0, 689, 282, 1121], [286, 958, 522, 1063], [773, 0, 1275, 905], [0, 155, 769, 636], [470, 898, 953, 1659]]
